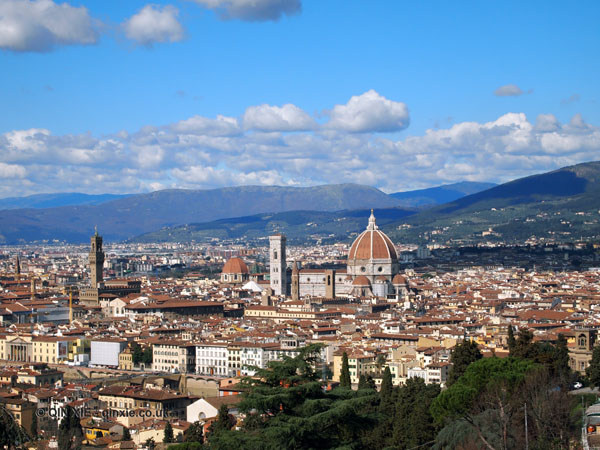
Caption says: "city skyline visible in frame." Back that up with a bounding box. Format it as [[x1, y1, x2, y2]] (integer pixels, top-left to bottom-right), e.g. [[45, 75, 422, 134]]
[[1, 0, 599, 197]]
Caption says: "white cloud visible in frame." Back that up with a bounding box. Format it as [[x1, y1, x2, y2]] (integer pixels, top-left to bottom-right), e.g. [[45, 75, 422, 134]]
[[0, 0, 99, 52], [1, 102, 600, 197], [243, 104, 315, 132], [192, 0, 301, 21], [123, 4, 184, 46], [534, 114, 560, 132], [493, 84, 528, 97], [171, 166, 288, 186], [171, 115, 241, 136], [325, 90, 410, 133], [0, 162, 26, 178]]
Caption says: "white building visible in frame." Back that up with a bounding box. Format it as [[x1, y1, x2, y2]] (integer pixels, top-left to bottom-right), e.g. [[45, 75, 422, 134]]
[[90, 339, 127, 367], [196, 343, 229, 376], [152, 340, 195, 373]]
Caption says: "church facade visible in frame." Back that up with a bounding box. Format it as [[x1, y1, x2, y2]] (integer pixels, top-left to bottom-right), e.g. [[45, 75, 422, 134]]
[[280, 211, 408, 300]]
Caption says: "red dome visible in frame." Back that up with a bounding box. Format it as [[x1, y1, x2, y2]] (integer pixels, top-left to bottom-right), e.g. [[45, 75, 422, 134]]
[[352, 275, 371, 286], [222, 257, 249, 274], [348, 211, 397, 261], [392, 274, 408, 285]]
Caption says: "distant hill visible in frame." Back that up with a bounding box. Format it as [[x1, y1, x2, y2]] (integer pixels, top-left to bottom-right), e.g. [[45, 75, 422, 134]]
[[390, 182, 496, 207], [383, 161, 600, 245], [0, 192, 131, 210], [0, 184, 403, 244], [130, 207, 416, 244]]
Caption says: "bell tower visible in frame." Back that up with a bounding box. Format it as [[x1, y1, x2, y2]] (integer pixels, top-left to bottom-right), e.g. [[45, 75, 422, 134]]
[[269, 234, 287, 296], [89, 227, 105, 288]]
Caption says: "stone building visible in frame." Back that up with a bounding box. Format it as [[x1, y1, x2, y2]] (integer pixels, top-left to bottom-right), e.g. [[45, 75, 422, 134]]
[[220, 257, 249, 284], [274, 210, 408, 300], [569, 328, 597, 374], [79, 230, 141, 306]]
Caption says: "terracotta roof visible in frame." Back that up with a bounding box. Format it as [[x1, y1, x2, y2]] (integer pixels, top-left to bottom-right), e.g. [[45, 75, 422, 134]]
[[348, 213, 397, 261], [352, 275, 371, 286], [222, 258, 249, 274], [392, 274, 408, 285]]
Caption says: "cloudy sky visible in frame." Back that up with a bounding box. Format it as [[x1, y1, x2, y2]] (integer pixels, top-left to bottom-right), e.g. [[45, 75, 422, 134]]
[[1, 0, 599, 197]]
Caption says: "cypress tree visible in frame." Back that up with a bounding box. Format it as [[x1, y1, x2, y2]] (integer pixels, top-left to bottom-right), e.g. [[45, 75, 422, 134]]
[[0, 403, 30, 448], [57, 406, 83, 450], [358, 374, 368, 390], [208, 404, 233, 440], [587, 345, 600, 388], [163, 422, 174, 443], [30, 411, 38, 439], [507, 324, 516, 355], [340, 352, 351, 388], [553, 333, 570, 381], [183, 421, 204, 443], [447, 339, 482, 386], [132, 344, 144, 365], [379, 366, 393, 414], [143, 346, 153, 365]]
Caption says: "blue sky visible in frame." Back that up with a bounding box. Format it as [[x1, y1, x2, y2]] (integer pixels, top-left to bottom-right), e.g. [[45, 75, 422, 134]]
[[1, 0, 599, 197]]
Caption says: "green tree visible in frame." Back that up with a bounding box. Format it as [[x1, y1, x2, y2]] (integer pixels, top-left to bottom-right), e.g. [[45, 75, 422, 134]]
[[366, 375, 377, 391], [132, 344, 144, 365], [166, 444, 203, 450], [553, 333, 570, 382], [512, 329, 536, 360], [208, 344, 379, 450], [122, 427, 131, 441], [357, 374, 369, 390], [58, 406, 83, 450], [586, 345, 600, 388], [518, 367, 576, 449], [163, 421, 174, 443], [30, 410, 38, 439], [0, 403, 30, 449], [379, 366, 394, 413], [340, 352, 351, 388], [183, 421, 204, 443], [393, 377, 440, 449], [432, 357, 537, 450], [447, 339, 483, 386], [145, 437, 155, 450], [143, 346, 153, 365], [357, 374, 376, 391], [507, 324, 516, 354], [208, 404, 232, 437]]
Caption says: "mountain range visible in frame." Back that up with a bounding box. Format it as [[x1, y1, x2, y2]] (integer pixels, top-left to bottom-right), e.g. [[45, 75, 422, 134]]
[[385, 161, 600, 245], [0, 184, 403, 244], [135, 161, 600, 245], [1, 163, 598, 245], [0, 193, 131, 210], [390, 181, 496, 207]]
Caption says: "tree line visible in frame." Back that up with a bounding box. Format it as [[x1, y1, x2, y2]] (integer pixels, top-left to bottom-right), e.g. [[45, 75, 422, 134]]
[[0, 329, 587, 450]]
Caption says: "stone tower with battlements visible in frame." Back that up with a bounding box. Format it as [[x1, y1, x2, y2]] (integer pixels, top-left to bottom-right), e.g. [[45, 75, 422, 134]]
[[89, 228, 105, 288]]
